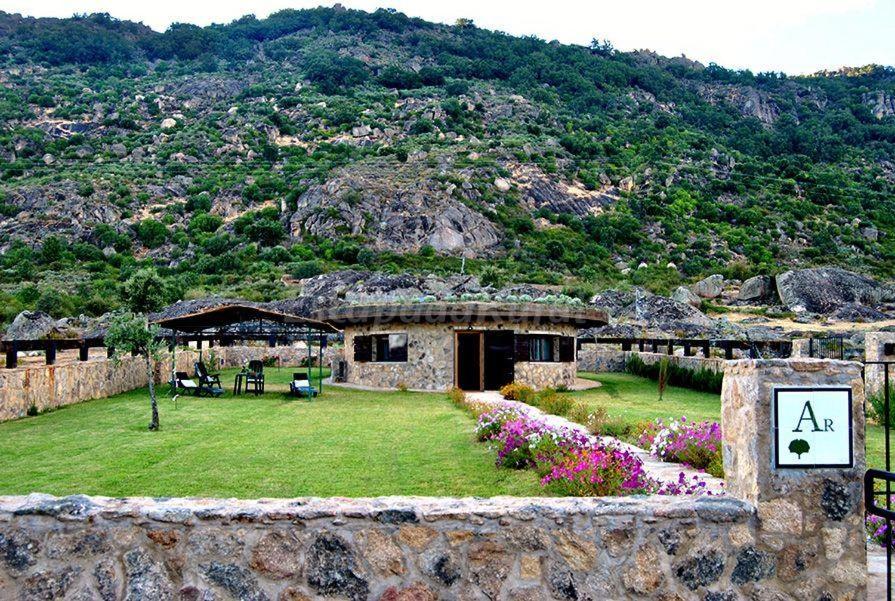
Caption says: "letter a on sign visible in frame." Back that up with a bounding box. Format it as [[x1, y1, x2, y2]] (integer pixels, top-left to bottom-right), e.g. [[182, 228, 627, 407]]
[[773, 387, 852, 469]]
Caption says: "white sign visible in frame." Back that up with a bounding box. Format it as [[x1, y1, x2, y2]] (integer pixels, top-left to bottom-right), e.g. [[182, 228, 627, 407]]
[[773, 387, 853, 469]]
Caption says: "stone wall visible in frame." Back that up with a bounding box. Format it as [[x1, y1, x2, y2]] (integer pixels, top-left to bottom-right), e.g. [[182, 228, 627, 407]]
[[577, 347, 726, 375], [0, 349, 201, 423], [865, 331, 895, 398], [0, 493, 760, 601], [344, 322, 577, 391], [0, 345, 333, 424]]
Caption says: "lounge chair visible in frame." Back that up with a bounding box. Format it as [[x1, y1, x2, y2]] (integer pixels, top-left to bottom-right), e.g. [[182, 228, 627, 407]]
[[245, 360, 265, 395], [289, 371, 318, 398], [174, 372, 201, 396], [195, 361, 222, 388], [177, 371, 223, 398]]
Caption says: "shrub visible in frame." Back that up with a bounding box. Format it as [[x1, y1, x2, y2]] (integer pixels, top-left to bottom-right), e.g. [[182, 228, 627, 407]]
[[566, 401, 592, 425], [595, 416, 635, 439], [537, 389, 573, 416], [136, 218, 168, 248], [447, 387, 466, 409], [868, 394, 889, 428], [499, 382, 536, 404], [291, 260, 323, 280]]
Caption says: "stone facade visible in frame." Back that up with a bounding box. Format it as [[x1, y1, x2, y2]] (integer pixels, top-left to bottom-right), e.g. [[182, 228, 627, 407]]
[[722, 358, 866, 600], [577, 348, 726, 375], [513, 360, 576, 390], [0, 345, 332, 424], [865, 331, 895, 398], [343, 322, 577, 391]]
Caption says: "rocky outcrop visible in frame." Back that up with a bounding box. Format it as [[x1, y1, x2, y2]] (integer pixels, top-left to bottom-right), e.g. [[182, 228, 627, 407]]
[[830, 303, 890, 323], [0, 182, 125, 249], [692, 275, 724, 299], [738, 276, 776, 304], [509, 163, 617, 217], [3, 311, 58, 340], [671, 286, 701, 308], [290, 158, 501, 256], [591, 288, 715, 334], [698, 84, 781, 125], [775, 267, 884, 314], [863, 91, 895, 120]]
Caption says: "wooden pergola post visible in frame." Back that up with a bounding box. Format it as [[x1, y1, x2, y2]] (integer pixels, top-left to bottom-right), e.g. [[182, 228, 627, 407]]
[[5, 342, 17, 369]]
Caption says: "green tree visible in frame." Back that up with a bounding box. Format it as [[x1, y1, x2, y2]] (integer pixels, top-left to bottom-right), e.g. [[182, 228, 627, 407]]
[[136, 219, 168, 248], [122, 268, 172, 313], [104, 312, 165, 431]]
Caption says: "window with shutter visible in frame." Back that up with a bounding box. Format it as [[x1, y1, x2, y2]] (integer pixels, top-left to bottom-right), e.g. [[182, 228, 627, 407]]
[[528, 335, 555, 362], [373, 333, 408, 362], [353, 335, 372, 362], [514, 334, 530, 362], [558, 336, 575, 362]]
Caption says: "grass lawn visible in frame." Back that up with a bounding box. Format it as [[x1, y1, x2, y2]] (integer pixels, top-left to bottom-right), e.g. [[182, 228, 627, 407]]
[[575, 372, 888, 471], [0, 368, 541, 498]]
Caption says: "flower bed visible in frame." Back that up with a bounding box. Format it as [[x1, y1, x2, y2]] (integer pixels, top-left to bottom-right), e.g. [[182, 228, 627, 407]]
[[637, 417, 724, 478], [473, 402, 713, 497]]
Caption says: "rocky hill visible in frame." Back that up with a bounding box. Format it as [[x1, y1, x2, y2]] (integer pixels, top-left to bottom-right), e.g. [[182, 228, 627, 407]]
[[0, 7, 893, 325]]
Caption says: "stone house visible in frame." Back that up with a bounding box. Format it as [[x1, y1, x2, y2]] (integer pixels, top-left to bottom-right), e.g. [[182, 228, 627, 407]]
[[315, 302, 607, 391]]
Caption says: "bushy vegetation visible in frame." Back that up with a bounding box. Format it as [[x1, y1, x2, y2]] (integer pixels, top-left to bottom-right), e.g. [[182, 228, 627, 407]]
[[0, 6, 893, 325], [625, 354, 724, 394]]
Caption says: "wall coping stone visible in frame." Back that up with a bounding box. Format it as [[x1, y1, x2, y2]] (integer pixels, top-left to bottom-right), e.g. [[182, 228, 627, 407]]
[[0, 493, 753, 525]]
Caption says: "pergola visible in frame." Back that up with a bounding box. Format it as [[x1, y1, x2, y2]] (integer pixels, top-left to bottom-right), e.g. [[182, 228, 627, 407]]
[[151, 301, 339, 393]]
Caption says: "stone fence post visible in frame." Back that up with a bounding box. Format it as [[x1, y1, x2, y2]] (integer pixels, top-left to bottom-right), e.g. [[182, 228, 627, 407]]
[[722, 359, 866, 599], [865, 331, 895, 398], [790, 338, 811, 358]]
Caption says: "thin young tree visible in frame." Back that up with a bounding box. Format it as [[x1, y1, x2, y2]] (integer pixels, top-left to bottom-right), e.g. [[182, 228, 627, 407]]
[[657, 356, 670, 402], [105, 312, 165, 431]]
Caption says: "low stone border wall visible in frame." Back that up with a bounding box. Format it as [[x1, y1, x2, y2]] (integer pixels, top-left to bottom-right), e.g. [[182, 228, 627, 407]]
[[0, 349, 202, 423], [577, 348, 726, 375], [0, 493, 758, 600]]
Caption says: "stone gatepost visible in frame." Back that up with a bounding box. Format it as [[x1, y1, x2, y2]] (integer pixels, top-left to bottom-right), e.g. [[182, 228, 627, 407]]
[[722, 359, 866, 600], [790, 338, 811, 358], [865, 331, 895, 398]]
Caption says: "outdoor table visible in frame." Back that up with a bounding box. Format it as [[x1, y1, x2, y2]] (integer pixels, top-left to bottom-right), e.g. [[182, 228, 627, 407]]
[[233, 372, 247, 395]]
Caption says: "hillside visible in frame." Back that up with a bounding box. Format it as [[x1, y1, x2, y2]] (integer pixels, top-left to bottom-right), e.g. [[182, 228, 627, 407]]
[[0, 7, 894, 324]]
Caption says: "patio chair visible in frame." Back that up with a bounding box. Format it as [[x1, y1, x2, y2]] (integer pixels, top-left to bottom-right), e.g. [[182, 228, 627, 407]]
[[174, 372, 201, 396], [195, 361, 221, 388], [245, 360, 265, 395], [289, 371, 318, 398]]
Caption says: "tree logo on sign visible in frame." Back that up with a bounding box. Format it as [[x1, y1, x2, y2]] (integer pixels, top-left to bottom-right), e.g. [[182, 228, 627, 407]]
[[788, 439, 810, 458]]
